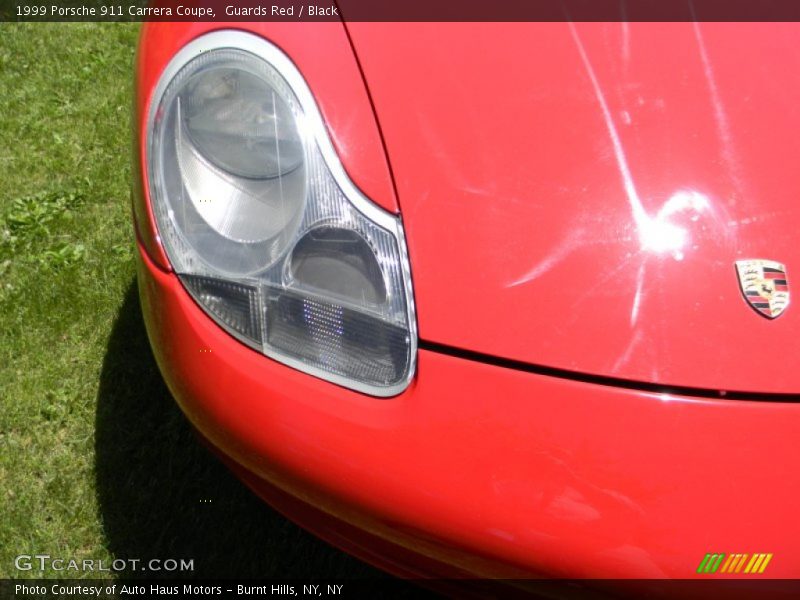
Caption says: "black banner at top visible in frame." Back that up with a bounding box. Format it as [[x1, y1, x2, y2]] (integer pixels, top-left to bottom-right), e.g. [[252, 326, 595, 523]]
[[3, 0, 800, 22]]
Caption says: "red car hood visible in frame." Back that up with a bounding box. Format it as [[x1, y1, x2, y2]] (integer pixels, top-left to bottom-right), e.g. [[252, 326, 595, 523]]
[[348, 22, 800, 394]]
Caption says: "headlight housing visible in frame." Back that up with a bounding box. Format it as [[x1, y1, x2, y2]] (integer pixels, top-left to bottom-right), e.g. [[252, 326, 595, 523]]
[[147, 31, 416, 396]]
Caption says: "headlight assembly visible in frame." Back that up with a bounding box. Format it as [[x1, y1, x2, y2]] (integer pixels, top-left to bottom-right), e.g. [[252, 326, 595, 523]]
[[148, 31, 416, 396]]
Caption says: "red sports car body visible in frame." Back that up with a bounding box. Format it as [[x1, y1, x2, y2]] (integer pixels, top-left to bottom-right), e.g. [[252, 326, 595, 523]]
[[132, 20, 800, 587]]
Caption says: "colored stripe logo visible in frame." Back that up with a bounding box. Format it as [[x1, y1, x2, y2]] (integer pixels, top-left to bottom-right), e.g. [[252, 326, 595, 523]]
[[697, 552, 773, 574]]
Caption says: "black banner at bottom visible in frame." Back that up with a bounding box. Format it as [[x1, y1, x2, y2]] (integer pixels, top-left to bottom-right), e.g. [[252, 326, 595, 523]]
[[3, 579, 800, 600]]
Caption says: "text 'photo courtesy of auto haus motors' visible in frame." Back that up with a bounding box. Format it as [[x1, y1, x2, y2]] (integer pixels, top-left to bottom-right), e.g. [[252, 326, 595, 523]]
[[130, 19, 800, 588], [12, 583, 345, 596]]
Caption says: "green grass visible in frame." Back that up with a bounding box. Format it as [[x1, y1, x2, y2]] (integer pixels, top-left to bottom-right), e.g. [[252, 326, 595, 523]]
[[0, 23, 403, 583]]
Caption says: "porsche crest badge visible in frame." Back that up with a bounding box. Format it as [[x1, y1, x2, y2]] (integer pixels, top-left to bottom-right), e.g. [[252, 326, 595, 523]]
[[735, 260, 790, 319]]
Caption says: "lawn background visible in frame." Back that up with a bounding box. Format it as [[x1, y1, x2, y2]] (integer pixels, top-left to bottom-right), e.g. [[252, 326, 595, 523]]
[[0, 22, 389, 581]]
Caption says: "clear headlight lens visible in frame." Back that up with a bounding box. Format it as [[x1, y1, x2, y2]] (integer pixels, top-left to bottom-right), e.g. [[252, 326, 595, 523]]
[[148, 32, 416, 396], [182, 66, 304, 180]]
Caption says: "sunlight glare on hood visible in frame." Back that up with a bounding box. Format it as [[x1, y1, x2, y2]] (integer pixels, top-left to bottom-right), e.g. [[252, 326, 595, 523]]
[[639, 190, 710, 261]]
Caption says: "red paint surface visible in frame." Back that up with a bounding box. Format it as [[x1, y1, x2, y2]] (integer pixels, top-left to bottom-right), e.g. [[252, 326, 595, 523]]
[[137, 242, 800, 579], [348, 22, 800, 393]]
